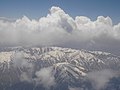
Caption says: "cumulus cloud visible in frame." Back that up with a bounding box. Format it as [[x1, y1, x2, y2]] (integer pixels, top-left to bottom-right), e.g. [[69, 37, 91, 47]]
[[0, 6, 120, 54], [20, 72, 33, 83], [13, 51, 33, 68], [87, 69, 117, 90], [12, 51, 35, 83], [69, 87, 83, 90], [12, 51, 55, 88], [34, 67, 55, 88]]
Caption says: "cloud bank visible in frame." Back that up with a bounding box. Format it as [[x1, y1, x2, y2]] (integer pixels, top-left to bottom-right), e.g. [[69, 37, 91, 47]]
[[0, 6, 120, 54]]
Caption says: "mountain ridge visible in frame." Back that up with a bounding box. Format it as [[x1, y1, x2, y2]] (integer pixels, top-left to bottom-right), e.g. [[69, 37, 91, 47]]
[[0, 46, 120, 90]]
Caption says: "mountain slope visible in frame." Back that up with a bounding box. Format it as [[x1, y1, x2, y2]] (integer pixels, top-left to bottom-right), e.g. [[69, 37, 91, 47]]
[[0, 47, 120, 90]]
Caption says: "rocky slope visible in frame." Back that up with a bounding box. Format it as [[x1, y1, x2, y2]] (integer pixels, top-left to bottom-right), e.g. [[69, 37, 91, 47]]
[[0, 47, 120, 90]]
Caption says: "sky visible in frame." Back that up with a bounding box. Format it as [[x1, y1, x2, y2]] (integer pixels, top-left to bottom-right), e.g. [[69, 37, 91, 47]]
[[0, 0, 120, 55], [0, 0, 120, 24]]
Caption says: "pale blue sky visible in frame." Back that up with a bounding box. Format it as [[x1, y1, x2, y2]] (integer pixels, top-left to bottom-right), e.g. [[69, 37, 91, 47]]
[[0, 0, 120, 24]]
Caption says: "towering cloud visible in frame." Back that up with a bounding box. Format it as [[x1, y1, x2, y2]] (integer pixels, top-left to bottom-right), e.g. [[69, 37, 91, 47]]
[[0, 6, 120, 54]]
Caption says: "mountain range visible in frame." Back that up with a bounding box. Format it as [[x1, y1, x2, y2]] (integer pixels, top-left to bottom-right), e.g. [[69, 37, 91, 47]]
[[0, 47, 120, 90]]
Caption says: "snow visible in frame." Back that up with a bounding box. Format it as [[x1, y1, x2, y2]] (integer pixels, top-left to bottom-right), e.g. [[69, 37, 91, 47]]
[[0, 51, 15, 63]]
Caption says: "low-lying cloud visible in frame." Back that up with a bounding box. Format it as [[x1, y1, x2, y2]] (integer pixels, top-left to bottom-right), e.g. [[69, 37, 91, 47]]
[[34, 67, 55, 88], [0, 6, 120, 54], [13, 51, 33, 68], [87, 69, 117, 90], [69, 87, 83, 90], [12, 52, 55, 88]]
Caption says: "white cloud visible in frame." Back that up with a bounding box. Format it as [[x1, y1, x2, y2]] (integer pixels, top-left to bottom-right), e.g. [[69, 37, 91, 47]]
[[69, 87, 83, 90], [87, 69, 116, 90], [13, 51, 33, 68], [0, 6, 120, 54], [34, 67, 55, 88], [12, 52, 55, 88], [20, 72, 33, 83]]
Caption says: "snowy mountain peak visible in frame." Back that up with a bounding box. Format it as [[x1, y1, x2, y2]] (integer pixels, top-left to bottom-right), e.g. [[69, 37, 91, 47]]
[[0, 47, 120, 90]]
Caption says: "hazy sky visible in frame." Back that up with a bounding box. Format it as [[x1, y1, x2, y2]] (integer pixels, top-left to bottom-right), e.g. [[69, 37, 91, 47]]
[[0, 0, 120, 24]]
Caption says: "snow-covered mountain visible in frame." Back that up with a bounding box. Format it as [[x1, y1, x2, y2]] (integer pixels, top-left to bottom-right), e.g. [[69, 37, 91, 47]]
[[0, 47, 120, 90]]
